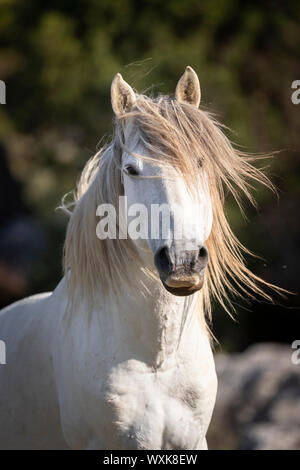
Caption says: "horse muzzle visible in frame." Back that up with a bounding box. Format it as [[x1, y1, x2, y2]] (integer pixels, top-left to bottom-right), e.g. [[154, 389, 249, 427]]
[[162, 275, 204, 296], [154, 245, 208, 297]]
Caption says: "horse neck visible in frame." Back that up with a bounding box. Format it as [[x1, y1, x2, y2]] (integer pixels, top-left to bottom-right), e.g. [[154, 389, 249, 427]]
[[102, 251, 207, 369]]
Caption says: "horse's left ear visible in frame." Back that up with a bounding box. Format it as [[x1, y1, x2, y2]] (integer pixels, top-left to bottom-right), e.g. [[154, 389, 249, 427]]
[[111, 73, 136, 116], [175, 66, 201, 108]]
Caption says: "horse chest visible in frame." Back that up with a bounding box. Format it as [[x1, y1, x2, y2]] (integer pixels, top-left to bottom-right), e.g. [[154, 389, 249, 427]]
[[102, 362, 216, 450]]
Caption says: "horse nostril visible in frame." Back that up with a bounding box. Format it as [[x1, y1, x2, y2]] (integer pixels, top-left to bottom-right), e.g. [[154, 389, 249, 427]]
[[199, 246, 208, 262], [154, 246, 172, 274]]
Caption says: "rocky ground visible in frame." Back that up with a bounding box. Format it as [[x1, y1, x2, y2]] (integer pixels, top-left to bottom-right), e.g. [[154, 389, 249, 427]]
[[207, 343, 300, 450]]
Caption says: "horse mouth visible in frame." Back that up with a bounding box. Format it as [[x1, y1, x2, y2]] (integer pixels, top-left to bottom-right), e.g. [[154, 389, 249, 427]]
[[161, 277, 204, 296]]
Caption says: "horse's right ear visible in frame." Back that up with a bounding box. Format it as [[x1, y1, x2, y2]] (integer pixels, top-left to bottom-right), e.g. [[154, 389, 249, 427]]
[[111, 73, 136, 116], [175, 66, 201, 108]]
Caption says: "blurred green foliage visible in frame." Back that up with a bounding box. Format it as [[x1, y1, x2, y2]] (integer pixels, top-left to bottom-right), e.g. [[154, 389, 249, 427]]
[[0, 0, 299, 350]]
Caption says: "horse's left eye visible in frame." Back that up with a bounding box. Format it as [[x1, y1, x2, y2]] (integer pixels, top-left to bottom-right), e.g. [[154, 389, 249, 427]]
[[197, 158, 203, 168], [124, 165, 139, 176]]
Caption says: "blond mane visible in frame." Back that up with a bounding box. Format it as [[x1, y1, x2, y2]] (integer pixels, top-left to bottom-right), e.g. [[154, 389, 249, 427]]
[[62, 93, 282, 318]]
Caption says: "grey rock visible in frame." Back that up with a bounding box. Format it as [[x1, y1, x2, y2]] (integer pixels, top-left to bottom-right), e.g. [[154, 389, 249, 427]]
[[208, 343, 300, 450]]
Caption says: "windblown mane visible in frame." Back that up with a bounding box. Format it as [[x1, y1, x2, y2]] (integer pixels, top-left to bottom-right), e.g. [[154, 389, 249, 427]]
[[62, 93, 282, 318]]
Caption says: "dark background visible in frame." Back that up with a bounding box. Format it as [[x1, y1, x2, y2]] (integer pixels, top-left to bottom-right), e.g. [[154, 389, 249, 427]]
[[0, 0, 299, 351]]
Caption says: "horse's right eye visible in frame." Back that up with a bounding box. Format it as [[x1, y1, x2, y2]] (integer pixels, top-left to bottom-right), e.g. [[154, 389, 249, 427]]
[[124, 165, 139, 176]]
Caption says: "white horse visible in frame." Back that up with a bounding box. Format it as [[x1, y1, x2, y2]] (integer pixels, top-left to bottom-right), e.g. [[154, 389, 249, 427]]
[[0, 66, 278, 449]]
